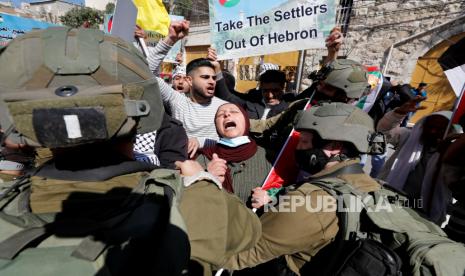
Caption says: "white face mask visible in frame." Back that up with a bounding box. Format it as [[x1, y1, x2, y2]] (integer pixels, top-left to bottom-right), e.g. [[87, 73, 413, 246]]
[[218, 136, 251, 148]]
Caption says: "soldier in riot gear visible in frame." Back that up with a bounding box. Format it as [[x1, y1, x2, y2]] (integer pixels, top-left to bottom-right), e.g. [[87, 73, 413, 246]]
[[223, 102, 465, 276], [223, 103, 382, 274], [0, 27, 262, 276], [0, 27, 190, 275], [303, 58, 371, 103]]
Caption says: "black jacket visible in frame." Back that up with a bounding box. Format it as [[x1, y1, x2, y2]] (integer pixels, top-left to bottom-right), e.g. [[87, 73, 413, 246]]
[[215, 77, 288, 120], [154, 114, 188, 169]]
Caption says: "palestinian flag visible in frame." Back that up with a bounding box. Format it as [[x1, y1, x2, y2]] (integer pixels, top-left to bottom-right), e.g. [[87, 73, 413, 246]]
[[438, 36, 465, 124], [261, 101, 312, 192], [356, 68, 384, 113]]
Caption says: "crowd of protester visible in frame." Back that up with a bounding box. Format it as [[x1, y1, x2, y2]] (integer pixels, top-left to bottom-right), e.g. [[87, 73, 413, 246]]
[[1, 20, 464, 275]]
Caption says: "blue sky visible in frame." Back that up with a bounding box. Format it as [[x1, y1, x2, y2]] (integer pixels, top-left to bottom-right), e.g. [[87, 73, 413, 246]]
[[2, 0, 84, 7]]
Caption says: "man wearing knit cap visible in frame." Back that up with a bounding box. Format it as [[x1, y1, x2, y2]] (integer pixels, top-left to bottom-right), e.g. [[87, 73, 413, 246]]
[[171, 65, 189, 94]]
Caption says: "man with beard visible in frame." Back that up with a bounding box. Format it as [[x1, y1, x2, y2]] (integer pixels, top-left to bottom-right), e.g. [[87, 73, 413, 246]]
[[147, 21, 228, 158], [377, 105, 453, 224]]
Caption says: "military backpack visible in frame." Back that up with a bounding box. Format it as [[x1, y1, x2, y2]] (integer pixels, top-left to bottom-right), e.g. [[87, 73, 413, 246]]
[[300, 176, 465, 276]]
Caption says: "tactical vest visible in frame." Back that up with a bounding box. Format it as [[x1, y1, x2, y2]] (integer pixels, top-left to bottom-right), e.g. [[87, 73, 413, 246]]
[[297, 177, 465, 276], [0, 168, 189, 276]]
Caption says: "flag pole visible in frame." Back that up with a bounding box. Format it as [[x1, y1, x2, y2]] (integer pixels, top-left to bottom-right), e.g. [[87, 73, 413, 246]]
[[295, 50, 306, 94], [137, 37, 149, 58]]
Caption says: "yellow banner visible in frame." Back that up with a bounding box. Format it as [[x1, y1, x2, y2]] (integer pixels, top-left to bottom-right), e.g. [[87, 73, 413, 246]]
[[133, 0, 170, 36]]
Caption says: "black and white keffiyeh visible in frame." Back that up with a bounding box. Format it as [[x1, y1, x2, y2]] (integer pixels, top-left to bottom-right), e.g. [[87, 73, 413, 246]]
[[134, 131, 160, 166]]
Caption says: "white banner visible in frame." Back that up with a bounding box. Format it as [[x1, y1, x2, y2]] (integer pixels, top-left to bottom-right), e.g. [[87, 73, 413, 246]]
[[444, 64, 465, 97], [209, 0, 338, 60], [110, 0, 138, 43]]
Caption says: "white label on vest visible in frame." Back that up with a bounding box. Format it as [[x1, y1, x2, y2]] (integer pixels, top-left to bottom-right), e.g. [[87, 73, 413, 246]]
[[63, 115, 82, 139]]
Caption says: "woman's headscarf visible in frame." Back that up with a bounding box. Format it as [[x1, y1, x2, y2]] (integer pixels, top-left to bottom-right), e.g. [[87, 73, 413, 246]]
[[202, 103, 257, 192]]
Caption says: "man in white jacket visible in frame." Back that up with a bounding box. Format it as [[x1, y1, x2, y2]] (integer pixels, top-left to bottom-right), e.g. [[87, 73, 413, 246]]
[[377, 97, 453, 224]]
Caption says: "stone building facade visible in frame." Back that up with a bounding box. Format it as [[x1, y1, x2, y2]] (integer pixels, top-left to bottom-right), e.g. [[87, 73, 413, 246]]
[[84, 0, 115, 11], [27, 0, 82, 24], [302, 0, 465, 85]]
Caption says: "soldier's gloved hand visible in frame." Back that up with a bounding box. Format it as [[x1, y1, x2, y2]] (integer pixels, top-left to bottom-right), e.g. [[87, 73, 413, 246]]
[[250, 99, 308, 136], [207, 153, 227, 183], [287, 98, 309, 115]]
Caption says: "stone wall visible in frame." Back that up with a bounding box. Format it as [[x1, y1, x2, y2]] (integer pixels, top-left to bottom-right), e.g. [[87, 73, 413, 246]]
[[301, 0, 465, 88]]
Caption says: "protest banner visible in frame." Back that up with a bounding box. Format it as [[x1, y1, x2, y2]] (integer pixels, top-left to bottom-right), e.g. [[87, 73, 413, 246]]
[[209, 0, 338, 60], [106, 1, 182, 63], [0, 13, 56, 46]]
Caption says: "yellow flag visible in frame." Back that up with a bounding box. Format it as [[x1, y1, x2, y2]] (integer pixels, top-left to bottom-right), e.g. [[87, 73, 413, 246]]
[[133, 0, 171, 36]]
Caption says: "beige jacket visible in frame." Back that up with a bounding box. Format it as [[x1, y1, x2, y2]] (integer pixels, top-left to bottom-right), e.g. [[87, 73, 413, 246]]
[[223, 160, 380, 275], [179, 179, 262, 275]]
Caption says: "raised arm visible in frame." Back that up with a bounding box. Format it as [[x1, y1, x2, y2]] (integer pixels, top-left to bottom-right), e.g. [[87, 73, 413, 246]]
[[206, 47, 248, 107], [323, 27, 343, 65], [377, 96, 426, 146], [215, 72, 247, 106], [149, 21, 190, 104]]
